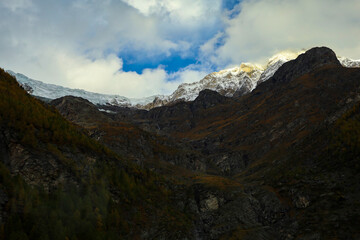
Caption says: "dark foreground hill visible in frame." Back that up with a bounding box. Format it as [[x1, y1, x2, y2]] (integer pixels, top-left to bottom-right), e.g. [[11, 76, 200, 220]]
[[1, 47, 360, 239], [0, 68, 196, 239]]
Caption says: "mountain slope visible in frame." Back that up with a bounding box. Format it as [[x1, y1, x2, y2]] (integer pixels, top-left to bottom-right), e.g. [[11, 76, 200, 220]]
[[0, 69, 197, 239], [49, 95, 207, 172], [110, 47, 360, 175], [48, 46, 360, 239], [2, 46, 360, 239]]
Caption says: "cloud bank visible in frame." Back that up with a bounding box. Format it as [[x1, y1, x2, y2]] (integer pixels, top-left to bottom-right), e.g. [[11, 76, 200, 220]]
[[0, 0, 359, 97], [202, 0, 360, 68]]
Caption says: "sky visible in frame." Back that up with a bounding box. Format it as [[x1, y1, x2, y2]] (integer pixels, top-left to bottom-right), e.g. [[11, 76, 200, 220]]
[[0, 0, 359, 98]]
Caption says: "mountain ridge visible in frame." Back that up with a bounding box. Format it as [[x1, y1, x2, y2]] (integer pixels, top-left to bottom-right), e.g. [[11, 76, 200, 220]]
[[8, 49, 360, 110]]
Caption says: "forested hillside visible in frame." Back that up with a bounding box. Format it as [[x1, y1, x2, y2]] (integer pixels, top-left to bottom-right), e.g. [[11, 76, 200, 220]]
[[0, 68, 193, 239]]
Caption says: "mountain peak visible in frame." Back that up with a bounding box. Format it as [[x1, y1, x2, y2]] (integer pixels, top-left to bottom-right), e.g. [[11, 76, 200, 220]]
[[7, 47, 359, 111], [267, 50, 305, 67], [297, 46, 340, 66], [192, 89, 229, 109], [215, 63, 264, 76], [270, 46, 341, 84]]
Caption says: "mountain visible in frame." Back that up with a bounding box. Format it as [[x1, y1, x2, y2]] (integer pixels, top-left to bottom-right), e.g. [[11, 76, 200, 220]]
[[1, 47, 360, 239], [256, 50, 304, 85], [98, 46, 360, 238], [0, 68, 198, 239], [7, 51, 359, 110], [6, 70, 162, 108], [105, 47, 359, 173], [338, 56, 360, 68], [144, 51, 360, 107]]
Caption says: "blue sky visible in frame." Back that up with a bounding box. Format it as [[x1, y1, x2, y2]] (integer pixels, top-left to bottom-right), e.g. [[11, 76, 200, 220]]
[[121, 53, 197, 74], [0, 0, 359, 98], [119, 0, 239, 75]]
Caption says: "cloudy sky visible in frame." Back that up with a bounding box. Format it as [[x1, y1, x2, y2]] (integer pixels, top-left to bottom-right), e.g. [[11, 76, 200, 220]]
[[0, 0, 359, 98]]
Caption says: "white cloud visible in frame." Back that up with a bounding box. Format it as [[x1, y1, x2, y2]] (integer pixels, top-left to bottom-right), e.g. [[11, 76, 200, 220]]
[[0, 0, 222, 97], [169, 67, 209, 85], [120, 0, 224, 49], [3, 46, 178, 98], [202, 0, 360, 67], [48, 51, 209, 97], [121, 0, 221, 23], [1, 0, 34, 12], [1, 0, 359, 99]]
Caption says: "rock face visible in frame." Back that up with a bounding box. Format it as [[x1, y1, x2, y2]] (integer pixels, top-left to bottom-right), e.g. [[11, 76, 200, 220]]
[[192, 89, 229, 109], [188, 184, 297, 240], [200, 194, 219, 212], [0, 125, 76, 192]]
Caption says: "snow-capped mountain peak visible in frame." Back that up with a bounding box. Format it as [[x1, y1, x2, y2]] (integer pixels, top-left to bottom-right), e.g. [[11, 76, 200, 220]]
[[6, 70, 162, 109], [267, 50, 305, 67], [338, 57, 360, 68], [215, 63, 264, 77], [163, 62, 264, 104], [256, 50, 305, 85], [7, 49, 360, 110]]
